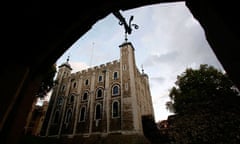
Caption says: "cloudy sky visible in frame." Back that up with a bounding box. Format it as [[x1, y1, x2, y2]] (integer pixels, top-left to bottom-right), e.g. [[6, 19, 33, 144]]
[[54, 2, 224, 122]]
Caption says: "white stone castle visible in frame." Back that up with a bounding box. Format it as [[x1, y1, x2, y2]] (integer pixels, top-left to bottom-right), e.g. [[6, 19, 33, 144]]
[[41, 42, 155, 138]]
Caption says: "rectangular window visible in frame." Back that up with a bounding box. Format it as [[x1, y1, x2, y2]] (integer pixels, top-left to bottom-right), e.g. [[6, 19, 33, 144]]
[[113, 72, 118, 80], [98, 75, 103, 82], [73, 82, 77, 88], [62, 85, 65, 91], [112, 85, 120, 96], [123, 64, 127, 71], [85, 79, 89, 85], [112, 101, 120, 118], [125, 83, 128, 91], [79, 107, 86, 122], [82, 92, 88, 101], [95, 104, 102, 120]]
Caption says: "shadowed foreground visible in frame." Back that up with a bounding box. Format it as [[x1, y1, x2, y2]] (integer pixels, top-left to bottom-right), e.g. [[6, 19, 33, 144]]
[[20, 134, 151, 144]]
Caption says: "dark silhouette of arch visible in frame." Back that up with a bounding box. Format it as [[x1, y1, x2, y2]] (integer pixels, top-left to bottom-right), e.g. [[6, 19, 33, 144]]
[[2, 1, 240, 144]]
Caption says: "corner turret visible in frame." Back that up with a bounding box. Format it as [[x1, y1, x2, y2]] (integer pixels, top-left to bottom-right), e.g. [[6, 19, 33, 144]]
[[56, 56, 72, 81]]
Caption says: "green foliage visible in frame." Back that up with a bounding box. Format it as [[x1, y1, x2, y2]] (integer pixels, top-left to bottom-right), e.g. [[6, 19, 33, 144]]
[[167, 107, 240, 144], [36, 64, 57, 98], [142, 116, 170, 144], [168, 64, 239, 114], [164, 64, 240, 143]]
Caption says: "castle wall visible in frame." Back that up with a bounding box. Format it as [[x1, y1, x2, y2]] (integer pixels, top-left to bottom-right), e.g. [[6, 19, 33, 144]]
[[43, 43, 155, 137]]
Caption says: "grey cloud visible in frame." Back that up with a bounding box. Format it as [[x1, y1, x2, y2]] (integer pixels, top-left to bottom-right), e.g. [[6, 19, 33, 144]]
[[143, 51, 179, 67], [151, 77, 165, 84]]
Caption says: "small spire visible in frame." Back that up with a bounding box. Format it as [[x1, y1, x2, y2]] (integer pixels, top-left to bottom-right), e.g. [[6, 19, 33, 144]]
[[125, 32, 128, 42], [141, 64, 144, 74], [66, 56, 70, 62], [58, 55, 72, 70]]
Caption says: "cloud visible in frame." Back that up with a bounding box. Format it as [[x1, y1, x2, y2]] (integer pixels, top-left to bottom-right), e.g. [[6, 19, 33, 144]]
[[151, 76, 165, 83], [143, 51, 179, 67], [55, 2, 224, 122], [70, 61, 89, 73]]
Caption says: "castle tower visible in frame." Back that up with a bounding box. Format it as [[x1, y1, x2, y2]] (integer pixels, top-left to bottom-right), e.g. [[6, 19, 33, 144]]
[[41, 42, 155, 140], [119, 42, 142, 133], [56, 56, 72, 81], [42, 57, 73, 136]]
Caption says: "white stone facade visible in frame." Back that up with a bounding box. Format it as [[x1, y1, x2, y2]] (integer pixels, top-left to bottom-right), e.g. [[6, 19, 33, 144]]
[[43, 42, 155, 137]]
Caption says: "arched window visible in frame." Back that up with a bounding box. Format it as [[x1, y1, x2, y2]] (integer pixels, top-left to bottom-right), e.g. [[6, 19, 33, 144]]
[[57, 97, 63, 106], [112, 85, 120, 96], [96, 88, 103, 99], [82, 91, 88, 101], [95, 103, 102, 120], [53, 110, 60, 123], [61, 85, 65, 91], [85, 79, 89, 85], [65, 109, 72, 124], [98, 75, 103, 82], [79, 106, 86, 122], [112, 101, 120, 118], [73, 82, 77, 88], [70, 95, 74, 103]]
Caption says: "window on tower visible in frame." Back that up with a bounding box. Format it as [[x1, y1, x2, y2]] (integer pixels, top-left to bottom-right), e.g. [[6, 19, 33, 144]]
[[96, 88, 103, 99], [82, 91, 89, 101], [98, 75, 103, 82], [125, 83, 128, 91], [53, 110, 60, 123], [113, 71, 118, 80], [69, 95, 74, 103], [112, 101, 120, 118], [61, 85, 65, 91], [57, 97, 63, 106], [95, 103, 102, 120], [112, 84, 120, 96], [85, 79, 89, 85], [73, 82, 77, 88], [79, 106, 86, 122], [65, 109, 72, 124], [123, 64, 127, 71]]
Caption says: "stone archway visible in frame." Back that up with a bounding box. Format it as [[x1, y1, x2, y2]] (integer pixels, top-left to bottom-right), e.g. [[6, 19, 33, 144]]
[[1, 1, 239, 144]]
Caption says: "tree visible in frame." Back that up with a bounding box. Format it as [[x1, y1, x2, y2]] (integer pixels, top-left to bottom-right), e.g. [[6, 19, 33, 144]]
[[167, 64, 239, 114], [165, 101, 174, 113], [142, 116, 170, 144], [36, 64, 57, 98], [164, 64, 240, 143]]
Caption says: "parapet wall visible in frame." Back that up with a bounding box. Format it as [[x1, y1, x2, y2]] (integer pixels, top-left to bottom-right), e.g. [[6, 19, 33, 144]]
[[71, 59, 120, 76]]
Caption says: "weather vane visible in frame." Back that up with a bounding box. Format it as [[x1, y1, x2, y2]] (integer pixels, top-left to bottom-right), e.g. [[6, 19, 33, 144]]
[[113, 10, 139, 42]]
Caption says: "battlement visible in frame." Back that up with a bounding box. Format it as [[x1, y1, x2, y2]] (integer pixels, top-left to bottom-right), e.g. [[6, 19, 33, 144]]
[[44, 42, 154, 138], [70, 73, 77, 77], [72, 59, 120, 75]]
